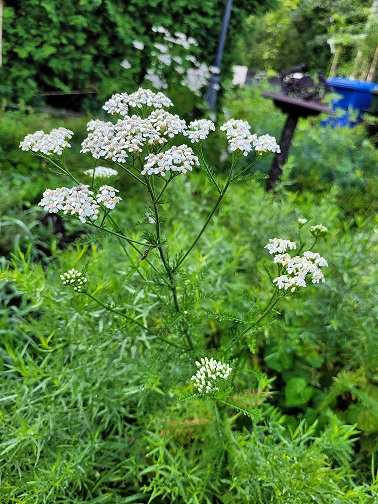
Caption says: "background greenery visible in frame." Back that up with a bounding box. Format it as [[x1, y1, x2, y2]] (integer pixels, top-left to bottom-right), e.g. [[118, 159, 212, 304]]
[[1, 0, 277, 108]]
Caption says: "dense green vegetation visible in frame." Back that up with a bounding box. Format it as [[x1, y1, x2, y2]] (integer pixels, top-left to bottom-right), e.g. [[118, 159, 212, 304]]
[[0, 83, 377, 502], [0, 0, 277, 108], [237, 0, 377, 77]]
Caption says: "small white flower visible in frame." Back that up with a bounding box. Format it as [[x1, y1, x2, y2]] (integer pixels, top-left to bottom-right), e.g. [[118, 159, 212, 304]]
[[20, 128, 74, 156], [298, 218, 308, 226], [253, 134, 281, 154], [141, 145, 199, 177], [120, 59, 132, 69], [39, 185, 100, 223], [220, 119, 256, 156], [84, 166, 118, 178], [96, 185, 122, 209], [183, 119, 215, 143], [132, 40, 144, 50], [265, 238, 297, 255], [191, 357, 232, 394]]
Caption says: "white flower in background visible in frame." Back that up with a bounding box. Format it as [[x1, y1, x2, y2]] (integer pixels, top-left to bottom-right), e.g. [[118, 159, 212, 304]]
[[60, 268, 88, 292], [20, 127, 74, 156], [120, 59, 132, 69], [253, 134, 281, 154], [152, 25, 169, 35], [153, 43, 168, 53], [84, 166, 118, 178], [39, 185, 100, 223], [298, 218, 308, 226], [144, 70, 169, 90], [220, 119, 257, 156], [191, 357, 232, 394], [96, 185, 122, 209], [181, 63, 211, 95], [264, 238, 297, 255], [183, 119, 215, 143], [209, 66, 220, 74], [132, 40, 144, 50], [310, 224, 328, 237], [155, 52, 172, 66], [266, 239, 328, 292], [141, 145, 199, 176]]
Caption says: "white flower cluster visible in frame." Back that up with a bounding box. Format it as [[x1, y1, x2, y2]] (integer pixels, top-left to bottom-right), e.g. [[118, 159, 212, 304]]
[[141, 145, 199, 176], [39, 185, 100, 223], [144, 70, 168, 90], [84, 166, 118, 178], [183, 119, 216, 143], [60, 268, 88, 292], [96, 185, 122, 209], [181, 63, 211, 96], [265, 238, 297, 255], [310, 224, 328, 237], [220, 119, 257, 156], [39, 183, 121, 222], [253, 134, 281, 154], [20, 128, 74, 156], [191, 357, 232, 394], [81, 108, 189, 162], [102, 89, 173, 116], [148, 109, 187, 138], [266, 239, 328, 292], [81, 117, 155, 161]]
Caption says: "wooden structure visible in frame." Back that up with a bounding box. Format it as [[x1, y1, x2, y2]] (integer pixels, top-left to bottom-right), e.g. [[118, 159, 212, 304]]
[[262, 71, 335, 191]]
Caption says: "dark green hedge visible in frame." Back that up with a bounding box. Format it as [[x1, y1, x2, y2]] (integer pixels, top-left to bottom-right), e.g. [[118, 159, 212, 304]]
[[1, 0, 276, 107]]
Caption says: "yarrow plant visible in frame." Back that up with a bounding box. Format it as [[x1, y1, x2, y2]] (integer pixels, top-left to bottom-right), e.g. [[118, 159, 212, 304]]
[[20, 87, 328, 419]]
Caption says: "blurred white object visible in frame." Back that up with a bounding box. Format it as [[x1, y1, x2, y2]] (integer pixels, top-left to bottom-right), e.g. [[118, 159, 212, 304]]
[[232, 65, 248, 86]]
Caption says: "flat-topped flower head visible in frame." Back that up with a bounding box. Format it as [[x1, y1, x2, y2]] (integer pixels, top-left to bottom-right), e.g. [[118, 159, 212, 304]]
[[81, 116, 165, 161], [147, 109, 187, 139], [60, 268, 88, 292], [20, 127, 73, 156], [96, 185, 122, 209], [298, 218, 308, 226], [141, 145, 199, 177], [220, 119, 257, 156], [191, 357, 232, 394], [268, 241, 328, 292], [84, 166, 119, 178], [253, 134, 281, 154], [265, 238, 297, 255], [39, 185, 100, 223], [103, 88, 173, 116], [183, 119, 215, 143]]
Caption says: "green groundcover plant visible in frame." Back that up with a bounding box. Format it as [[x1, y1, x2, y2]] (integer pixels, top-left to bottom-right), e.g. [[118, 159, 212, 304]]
[[1, 88, 378, 502]]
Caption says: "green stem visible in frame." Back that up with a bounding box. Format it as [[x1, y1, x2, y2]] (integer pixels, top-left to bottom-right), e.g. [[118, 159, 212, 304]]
[[172, 174, 233, 273], [114, 161, 147, 186], [84, 292, 186, 350]]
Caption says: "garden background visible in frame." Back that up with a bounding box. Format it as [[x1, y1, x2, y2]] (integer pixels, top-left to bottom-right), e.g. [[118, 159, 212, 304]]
[[0, 1, 378, 503]]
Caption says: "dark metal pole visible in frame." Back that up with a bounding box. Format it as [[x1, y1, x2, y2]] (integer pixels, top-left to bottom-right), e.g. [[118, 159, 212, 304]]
[[206, 0, 233, 110]]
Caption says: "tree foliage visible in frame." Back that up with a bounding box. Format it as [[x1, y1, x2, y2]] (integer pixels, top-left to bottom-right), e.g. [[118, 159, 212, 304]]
[[1, 0, 277, 106], [237, 0, 373, 74]]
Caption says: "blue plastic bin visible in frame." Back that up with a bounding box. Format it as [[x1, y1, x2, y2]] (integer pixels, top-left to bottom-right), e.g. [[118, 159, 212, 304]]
[[324, 77, 378, 128]]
